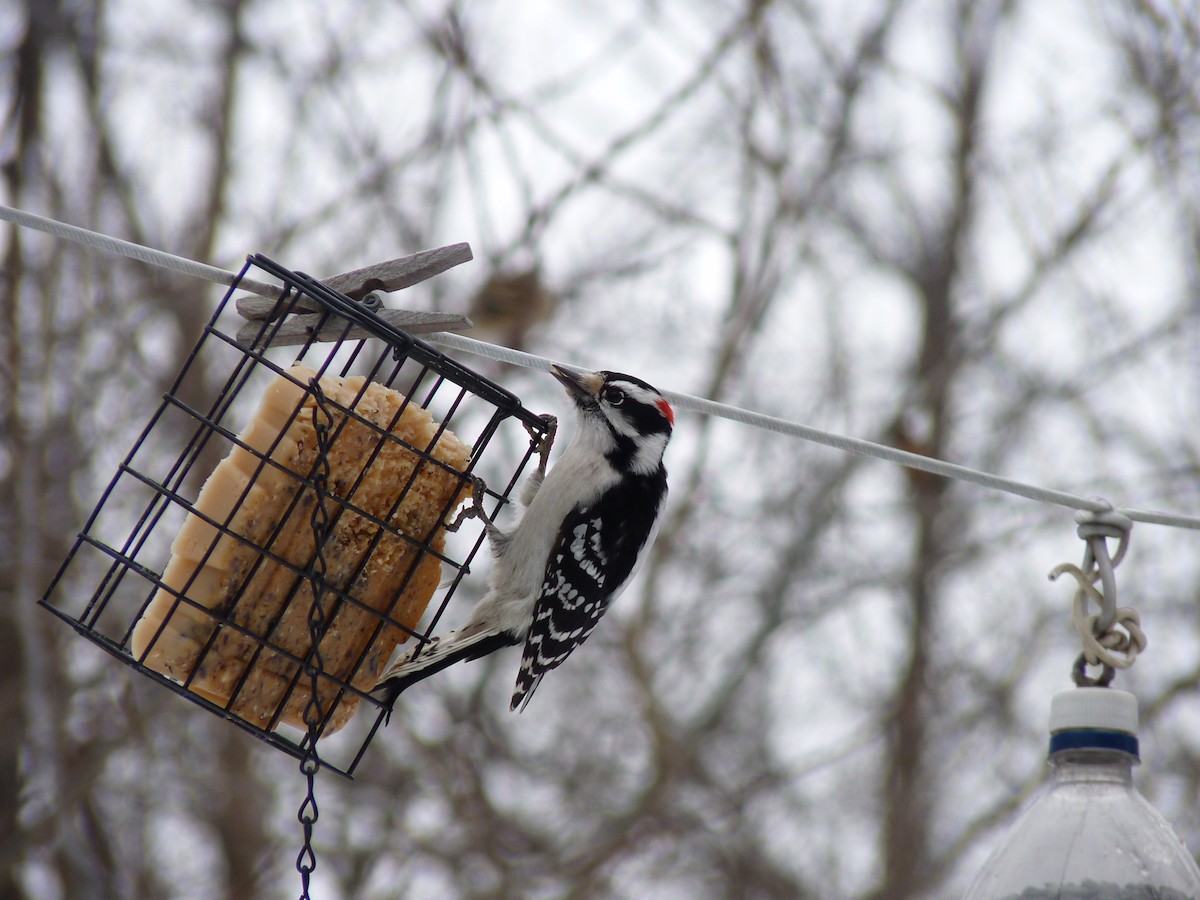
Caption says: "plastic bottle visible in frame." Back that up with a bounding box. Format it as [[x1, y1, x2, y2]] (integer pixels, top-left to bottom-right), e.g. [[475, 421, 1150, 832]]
[[963, 687, 1200, 900]]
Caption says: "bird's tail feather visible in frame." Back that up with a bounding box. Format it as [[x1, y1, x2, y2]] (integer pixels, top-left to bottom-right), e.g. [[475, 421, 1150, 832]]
[[510, 669, 545, 713], [373, 629, 518, 705]]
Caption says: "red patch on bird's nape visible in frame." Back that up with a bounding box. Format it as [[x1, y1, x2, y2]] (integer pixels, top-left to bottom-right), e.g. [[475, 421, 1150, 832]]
[[657, 399, 675, 426]]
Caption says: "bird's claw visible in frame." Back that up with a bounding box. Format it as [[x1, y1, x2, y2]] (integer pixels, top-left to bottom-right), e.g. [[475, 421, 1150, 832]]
[[447, 475, 492, 532], [529, 414, 557, 472]]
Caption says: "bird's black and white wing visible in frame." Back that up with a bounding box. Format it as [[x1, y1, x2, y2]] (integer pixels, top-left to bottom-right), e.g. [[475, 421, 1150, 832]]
[[511, 473, 665, 711]]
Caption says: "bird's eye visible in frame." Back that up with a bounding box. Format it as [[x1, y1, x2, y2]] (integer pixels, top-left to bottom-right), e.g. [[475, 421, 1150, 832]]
[[602, 386, 625, 406]]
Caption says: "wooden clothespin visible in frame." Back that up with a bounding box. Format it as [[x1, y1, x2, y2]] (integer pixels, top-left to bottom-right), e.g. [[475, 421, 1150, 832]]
[[235, 244, 475, 348]]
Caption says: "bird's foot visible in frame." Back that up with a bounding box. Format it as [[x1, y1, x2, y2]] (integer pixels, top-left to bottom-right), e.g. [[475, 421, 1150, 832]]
[[447, 475, 491, 532], [526, 414, 558, 475]]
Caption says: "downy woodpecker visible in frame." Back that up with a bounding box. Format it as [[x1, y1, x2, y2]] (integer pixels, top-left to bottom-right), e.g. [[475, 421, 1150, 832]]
[[375, 365, 673, 711]]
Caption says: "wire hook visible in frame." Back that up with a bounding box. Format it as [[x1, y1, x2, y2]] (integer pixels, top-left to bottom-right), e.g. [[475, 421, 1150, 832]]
[[1049, 501, 1143, 686], [1074, 503, 1132, 633]]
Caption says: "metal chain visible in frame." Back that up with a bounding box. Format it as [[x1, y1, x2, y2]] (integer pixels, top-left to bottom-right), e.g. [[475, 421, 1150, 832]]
[[297, 380, 335, 899]]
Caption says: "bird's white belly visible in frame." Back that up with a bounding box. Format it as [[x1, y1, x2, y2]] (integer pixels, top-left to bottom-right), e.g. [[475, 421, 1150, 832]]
[[466, 449, 615, 635]]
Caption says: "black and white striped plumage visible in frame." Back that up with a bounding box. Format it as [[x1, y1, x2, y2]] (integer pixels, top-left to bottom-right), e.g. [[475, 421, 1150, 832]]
[[375, 366, 673, 712]]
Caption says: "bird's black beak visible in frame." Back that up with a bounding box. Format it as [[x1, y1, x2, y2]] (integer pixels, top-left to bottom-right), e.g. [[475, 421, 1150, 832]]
[[551, 365, 604, 406]]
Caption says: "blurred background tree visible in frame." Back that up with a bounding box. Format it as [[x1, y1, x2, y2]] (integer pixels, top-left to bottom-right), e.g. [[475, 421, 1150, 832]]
[[3, 1, 1200, 897]]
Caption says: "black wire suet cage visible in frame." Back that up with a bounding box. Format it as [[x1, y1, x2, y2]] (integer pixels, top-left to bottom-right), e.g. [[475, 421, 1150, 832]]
[[40, 253, 551, 777]]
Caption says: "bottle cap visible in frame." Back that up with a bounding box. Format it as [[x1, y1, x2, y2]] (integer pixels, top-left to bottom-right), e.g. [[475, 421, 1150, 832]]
[[1048, 688, 1139, 756]]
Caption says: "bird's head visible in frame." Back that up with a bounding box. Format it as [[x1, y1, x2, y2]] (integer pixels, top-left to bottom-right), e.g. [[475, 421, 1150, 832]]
[[551, 365, 673, 476]]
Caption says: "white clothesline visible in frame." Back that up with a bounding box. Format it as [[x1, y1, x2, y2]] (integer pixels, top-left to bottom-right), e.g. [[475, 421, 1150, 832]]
[[4, 202, 1198, 532]]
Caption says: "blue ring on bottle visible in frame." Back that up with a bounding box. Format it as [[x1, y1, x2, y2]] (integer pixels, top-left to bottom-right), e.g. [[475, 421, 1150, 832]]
[[1049, 728, 1139, 757]]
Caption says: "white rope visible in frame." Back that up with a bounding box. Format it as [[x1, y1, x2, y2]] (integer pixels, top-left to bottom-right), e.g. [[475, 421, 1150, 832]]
[[5, 204, 1200, 531], [425, 334, 1200, 530], [0, 204, 277, 295]]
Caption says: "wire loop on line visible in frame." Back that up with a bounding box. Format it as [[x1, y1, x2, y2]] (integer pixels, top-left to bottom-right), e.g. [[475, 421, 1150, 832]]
[[1051, 562, 1146, 679], [1051, 503, 1145, 686], [1074, 503, 1133, 634]]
